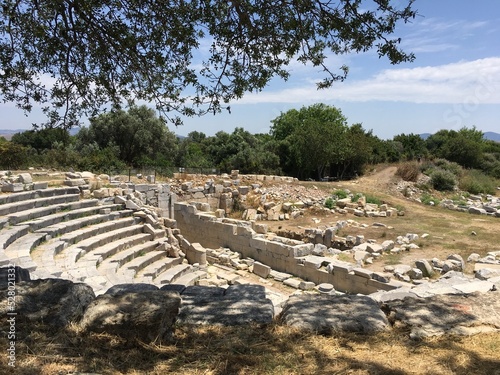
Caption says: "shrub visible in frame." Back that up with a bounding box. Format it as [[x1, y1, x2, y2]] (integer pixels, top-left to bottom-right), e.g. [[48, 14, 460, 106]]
[[351, 193, 363, 203], [459, 169, 497, 195], [396, 162, 420, 182], [332, 189, 348, 199], [324, 197, 335, 209], [434, 158, 462, 176], [430, 169, 457, 191], [421, 193, 441, 206]]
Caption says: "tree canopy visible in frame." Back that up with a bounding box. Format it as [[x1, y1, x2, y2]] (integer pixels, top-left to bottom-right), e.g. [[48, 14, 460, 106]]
[[77, 105, 177, 166], [0, 0, 416, 128]]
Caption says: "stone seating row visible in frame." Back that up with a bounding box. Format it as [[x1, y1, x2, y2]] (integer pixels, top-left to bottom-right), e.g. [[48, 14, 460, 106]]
[[0, 186, 80, 206], [0, 186, 205, 295]]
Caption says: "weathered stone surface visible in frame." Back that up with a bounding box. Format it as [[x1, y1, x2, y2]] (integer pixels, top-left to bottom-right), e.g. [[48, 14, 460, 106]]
[[80, 291, 181, 343], [177, 295, 274, 325], [105, 283, 159, 296], [224, 284, 267, 299], [1, 183, 24, 192], [475, 267, 500, 280], [317, 283, 335, 293], [253, 261, 271, 278], [0, 279, 95, 327], [383, 292, 500, 338], [18, 173, 32, 184], [280, 294, 389, 333], [64, 178, 86, 186], [187, 242, 207, 266], [415, 259, 435, 278]]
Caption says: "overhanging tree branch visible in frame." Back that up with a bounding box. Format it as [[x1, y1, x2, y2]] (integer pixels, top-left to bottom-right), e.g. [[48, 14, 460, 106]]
[[0, 0, 417, 129]]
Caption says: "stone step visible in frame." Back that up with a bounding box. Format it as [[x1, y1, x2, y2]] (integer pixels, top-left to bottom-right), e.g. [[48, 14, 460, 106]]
[[17, 201, 120, 230], [75, 224, 145, 253], [154, 264, 193, 285], [0, 187, 79, 206], [172, 270, 208, 287], [136, 256, 184, 279], [99, 240, 161, 269], [4, 232, 49, 260], [59, 217, 139, 246], [0, 225, 30, 250], [0, 217, 9, 231], [80, 233, 153, 265], [0, 193, 80, 217], [7, 199, 101, 226], [119, 250, 167, 275], [30, 239, 67, 268], [35, 210, 132, 238]]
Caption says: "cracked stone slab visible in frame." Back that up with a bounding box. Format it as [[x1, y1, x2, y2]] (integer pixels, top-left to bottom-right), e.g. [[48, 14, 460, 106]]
[[177, 295, 275, 326], [280, 294, 389, 334], [383, 291, 500, 338]]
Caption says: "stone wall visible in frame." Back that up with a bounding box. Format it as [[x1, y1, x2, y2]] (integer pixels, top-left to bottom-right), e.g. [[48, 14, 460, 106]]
[[174, 202, 403, 295]]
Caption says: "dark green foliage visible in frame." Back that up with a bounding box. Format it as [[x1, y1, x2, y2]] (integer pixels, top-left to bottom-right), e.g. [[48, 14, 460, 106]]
[[0, 140, 28, 169], [0, 1, 416, 128], [324, 198, 335, 209], [425, 127, 484, 169], [393, 133, 427, 160], [78, 106, 177, 167], [430, 169, 457, 191], [11, 128, 71, 151], [270, 104, 382, 179], [332, 190, 348, 200]]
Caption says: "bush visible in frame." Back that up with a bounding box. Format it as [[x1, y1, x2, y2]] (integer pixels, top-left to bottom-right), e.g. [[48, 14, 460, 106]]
[[433, 158, 462, 176], [459, 169, 497, 195], [421, 193, 441, 206], [430, 168, 457, 191], [351, 193, 363, 203], [332, 189, 348, 199], [324, 197, 335, 209], [396, 162, 420, 182]]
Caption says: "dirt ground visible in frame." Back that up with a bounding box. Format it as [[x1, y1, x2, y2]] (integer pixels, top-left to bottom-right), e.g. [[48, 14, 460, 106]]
[[264, 165, 500, 275]]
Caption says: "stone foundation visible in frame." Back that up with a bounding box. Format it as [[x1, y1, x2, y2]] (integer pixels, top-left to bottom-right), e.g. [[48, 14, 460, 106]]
[[174, 202, 404, 295]]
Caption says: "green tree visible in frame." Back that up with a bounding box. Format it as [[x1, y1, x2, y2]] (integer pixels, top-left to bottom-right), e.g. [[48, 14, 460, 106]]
[[11, 128, 70, 151], [0, 1, 416, 128], [393, 133, 427, 160], [0, 140, 28, 168], [77, 106, 177, 166], [271, 103, 349, 179], [331, 124, 375, 179], [426, 127, 484, 169]]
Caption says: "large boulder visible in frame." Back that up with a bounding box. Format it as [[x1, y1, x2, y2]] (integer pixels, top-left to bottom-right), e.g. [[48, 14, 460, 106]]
[[0, 279, 95, 327], [280, 294, 389, 334], [80, 291, 181, 344]]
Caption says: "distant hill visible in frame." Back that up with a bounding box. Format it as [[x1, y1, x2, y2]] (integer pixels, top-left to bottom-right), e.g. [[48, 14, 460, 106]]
[[419, 131, 500, 142], [484, 132, 500, 142]]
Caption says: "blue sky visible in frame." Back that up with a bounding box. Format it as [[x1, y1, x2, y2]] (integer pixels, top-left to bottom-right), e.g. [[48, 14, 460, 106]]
[[1, 0, 499, 140]]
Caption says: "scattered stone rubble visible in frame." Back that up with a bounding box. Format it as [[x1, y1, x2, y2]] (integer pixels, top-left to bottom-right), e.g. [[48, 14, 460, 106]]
[[396, 179, 500, 218]]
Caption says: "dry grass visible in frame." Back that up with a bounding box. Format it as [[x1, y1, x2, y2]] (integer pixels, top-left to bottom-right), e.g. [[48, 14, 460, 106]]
[[1, 321, 499, 374]]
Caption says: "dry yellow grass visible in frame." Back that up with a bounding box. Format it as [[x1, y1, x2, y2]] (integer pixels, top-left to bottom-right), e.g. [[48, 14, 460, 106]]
[[1, 321, 499, 374]]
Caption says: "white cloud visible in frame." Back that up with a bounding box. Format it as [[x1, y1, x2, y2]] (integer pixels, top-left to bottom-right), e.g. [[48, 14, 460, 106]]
[[235, 57, 500, 105]]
